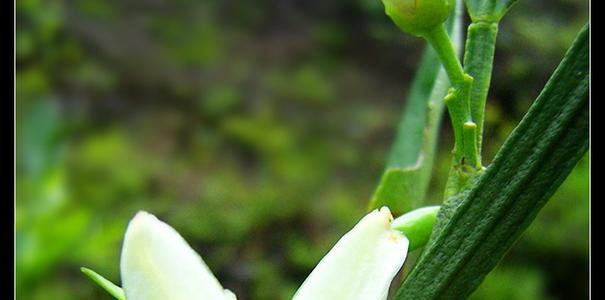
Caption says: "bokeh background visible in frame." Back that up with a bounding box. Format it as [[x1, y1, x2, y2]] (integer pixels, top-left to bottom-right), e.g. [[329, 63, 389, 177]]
[[16, 0, 589, 299]]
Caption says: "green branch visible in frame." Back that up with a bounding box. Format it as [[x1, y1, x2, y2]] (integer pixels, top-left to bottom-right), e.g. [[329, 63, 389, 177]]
[[395, 23, 589, 299], [424, 25, 478, 167], [463, 21, 498, 160], [462, 0, 520, 162]]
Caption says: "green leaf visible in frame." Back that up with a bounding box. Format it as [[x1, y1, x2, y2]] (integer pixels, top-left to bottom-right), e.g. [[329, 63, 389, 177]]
[[81, 267, 126, 300], [395, 23, 589, 299], [464, 0, 519, 22], [369, 1, 464, 215]]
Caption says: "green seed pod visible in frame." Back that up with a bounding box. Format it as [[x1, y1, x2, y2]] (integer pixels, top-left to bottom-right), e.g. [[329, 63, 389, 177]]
[[382, 0, 454, 36]]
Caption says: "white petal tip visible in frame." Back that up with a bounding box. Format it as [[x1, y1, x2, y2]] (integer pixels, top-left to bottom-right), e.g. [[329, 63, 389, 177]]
[[292, 207, 409, 300], [121, 211, 232, 300], [224, 289, 238, 300], [131, 210, 156, 224], [377, 206, 394, 222]]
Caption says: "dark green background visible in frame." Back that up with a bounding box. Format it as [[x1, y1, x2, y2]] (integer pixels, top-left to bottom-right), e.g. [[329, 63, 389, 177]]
[[16, 0, 588, 299]]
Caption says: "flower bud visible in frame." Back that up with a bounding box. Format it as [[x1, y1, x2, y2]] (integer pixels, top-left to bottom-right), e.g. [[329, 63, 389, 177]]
[[382, 0, 454, 36]]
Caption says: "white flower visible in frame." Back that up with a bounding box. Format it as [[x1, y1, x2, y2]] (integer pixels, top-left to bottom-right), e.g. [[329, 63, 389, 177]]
[[120, 211, 237, 300], [118, 207, 409, 300], [292, 207, 409, 300]]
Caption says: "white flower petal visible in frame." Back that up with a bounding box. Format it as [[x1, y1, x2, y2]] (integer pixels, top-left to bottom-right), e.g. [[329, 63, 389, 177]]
[[120, 211, 236, 300], [292, 207, 409, 300], [223, 289, 238, 300]]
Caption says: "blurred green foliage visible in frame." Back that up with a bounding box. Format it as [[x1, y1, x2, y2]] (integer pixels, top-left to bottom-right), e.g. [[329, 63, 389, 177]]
[[16, 0, 588, 299]]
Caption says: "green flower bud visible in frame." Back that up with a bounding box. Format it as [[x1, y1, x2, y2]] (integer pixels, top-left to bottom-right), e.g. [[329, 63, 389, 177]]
[[382, 0, 454, 36]]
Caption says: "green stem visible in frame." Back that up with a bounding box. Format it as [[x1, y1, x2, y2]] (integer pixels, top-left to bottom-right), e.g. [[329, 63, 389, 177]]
[[463, 21, 499, 163], [439, 20, 499, 200], [423, 25, 479, 169], [424, 25, 466, 85]]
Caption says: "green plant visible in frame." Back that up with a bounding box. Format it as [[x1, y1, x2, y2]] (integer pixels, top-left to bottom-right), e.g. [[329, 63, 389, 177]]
[[80, 0, 588, 298], [373, 0, 588, 298]]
